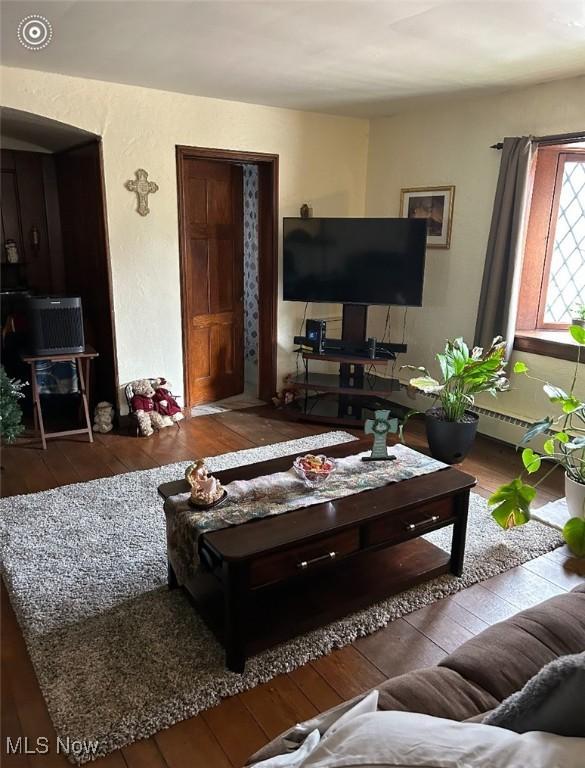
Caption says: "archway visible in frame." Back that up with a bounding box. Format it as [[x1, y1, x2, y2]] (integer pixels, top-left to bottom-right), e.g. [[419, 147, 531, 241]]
[[1, 107, 118, 408]]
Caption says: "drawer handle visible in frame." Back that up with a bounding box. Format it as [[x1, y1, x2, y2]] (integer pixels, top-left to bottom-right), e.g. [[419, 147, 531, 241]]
[[298, 551, 336, 570], [405, 514, 440, 531]]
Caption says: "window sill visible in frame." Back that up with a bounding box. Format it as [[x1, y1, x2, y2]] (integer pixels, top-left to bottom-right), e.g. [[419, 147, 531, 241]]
[[514, 329, 581, 363]]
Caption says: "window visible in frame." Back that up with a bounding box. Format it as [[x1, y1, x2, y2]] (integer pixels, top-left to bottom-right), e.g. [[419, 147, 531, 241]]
[[542, 156, 585, 324], [516, 146, 585, 334]]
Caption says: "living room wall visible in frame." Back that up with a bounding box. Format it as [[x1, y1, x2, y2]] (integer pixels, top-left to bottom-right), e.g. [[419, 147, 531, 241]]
[[365, 75, 585, 442], [2, 67, 583, 432], [0, 66, 369, 407]]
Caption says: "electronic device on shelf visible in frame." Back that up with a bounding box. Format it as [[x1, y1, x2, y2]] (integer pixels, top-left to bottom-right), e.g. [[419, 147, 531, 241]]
[[305, 319, 326, 354], [26, 296, 85, 356], [283, 217, 426, 306], [293, 336, 406, 359]]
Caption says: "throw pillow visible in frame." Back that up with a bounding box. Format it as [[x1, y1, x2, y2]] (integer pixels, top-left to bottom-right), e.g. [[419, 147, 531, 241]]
[[483, 651, 585, 737]]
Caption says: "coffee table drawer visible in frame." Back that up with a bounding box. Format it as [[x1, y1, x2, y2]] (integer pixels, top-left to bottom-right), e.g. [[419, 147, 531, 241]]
[[364, 497, 454, 547], [250, 529, 359, 587]]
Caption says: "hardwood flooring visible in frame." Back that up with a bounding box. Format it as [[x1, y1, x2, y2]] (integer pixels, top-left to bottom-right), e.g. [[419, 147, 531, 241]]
[[1, 406, 583, 767]]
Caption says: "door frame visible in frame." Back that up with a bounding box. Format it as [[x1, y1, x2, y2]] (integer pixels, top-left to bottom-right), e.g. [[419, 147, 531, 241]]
[[55, 138, 120, 407], [176, 145, 278, 407]]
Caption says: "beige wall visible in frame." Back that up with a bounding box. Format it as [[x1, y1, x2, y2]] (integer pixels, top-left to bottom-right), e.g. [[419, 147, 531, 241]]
[[2, 66, 583, 433], [0, 66, 369, 407], [365, 76, 585, 440]]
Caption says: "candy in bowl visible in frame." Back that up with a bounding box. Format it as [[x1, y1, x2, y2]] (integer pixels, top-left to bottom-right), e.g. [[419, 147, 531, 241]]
[[293, 454, 336, 488]]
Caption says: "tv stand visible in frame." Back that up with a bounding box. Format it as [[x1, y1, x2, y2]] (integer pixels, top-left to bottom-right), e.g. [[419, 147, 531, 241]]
[[287, 304, 408, 427]]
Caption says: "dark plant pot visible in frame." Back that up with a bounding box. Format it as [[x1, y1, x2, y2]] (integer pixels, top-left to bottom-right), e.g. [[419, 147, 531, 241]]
[[571, 317, 585, 328], [424, 409, 479, 465]]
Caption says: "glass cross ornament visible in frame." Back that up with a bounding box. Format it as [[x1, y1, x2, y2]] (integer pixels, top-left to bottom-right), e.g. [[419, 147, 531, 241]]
[[363, 409, 398, 462]]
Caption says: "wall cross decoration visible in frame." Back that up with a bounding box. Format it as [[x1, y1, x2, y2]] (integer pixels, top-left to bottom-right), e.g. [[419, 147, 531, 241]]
[[125, 169, 159, 216]]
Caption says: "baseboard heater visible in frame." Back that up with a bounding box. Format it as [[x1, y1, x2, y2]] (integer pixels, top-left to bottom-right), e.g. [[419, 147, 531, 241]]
[[396, 382, 553, 436]]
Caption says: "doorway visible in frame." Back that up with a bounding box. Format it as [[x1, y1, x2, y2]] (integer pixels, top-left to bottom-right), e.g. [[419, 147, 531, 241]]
[[1, 109, 117, 410], [176, 146, 278, 408]]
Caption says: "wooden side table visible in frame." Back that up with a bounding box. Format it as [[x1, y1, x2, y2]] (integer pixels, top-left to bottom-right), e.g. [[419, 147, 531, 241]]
[[21, 346, 99, 450]]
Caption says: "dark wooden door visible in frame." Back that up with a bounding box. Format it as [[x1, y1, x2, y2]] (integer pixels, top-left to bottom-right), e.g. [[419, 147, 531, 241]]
[[179, 158, 244, 406]]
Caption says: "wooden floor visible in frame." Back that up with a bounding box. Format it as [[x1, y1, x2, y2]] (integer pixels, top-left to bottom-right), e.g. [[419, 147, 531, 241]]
[[2, 406, 584, 768]]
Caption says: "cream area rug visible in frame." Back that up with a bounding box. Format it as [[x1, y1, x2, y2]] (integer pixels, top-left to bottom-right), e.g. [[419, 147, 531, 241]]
[[0, 432, 563, 763]]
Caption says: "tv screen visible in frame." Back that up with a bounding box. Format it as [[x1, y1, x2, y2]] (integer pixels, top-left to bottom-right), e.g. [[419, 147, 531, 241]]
[[283, 217, 427, 306]]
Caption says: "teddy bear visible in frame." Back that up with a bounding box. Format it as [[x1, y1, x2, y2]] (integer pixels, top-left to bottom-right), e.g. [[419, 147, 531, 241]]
[[272, 374, 297, 408], [93, 401, 115, 433], [130, 379, 172, 437], [153, 378, 184, 422]]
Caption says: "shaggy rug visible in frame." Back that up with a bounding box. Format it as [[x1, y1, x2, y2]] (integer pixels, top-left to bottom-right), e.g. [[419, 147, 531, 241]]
[[0, 431, 563, 763]]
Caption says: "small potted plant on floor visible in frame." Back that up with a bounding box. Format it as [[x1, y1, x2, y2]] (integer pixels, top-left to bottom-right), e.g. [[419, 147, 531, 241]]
[[571, 301, 585, 329], [489, 324, 585, 556], [0, 365, 26, 446], [402, 336, 509, 464]]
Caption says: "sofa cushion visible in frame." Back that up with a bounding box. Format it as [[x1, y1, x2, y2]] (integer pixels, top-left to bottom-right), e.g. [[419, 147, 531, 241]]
[[440, 585, 585, 702], [377, 666, 498, 721]]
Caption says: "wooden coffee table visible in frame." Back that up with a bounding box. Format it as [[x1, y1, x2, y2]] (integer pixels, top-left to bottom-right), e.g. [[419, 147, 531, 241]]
[[158, 438, 476, 672]]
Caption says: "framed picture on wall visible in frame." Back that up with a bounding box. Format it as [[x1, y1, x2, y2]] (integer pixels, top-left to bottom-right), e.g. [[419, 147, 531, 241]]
[[399, 185, 455, 249]]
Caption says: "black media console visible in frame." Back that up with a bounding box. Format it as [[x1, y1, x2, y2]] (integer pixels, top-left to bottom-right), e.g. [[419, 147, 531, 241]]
[[286, 304, 408, 427]]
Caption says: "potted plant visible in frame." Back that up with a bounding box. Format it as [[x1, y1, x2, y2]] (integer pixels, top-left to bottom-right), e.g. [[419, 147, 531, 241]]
[[0, 366, 26, 445], [571, 302, 585, 329], [489, 324, 585, 557], [402, 337, 509, 464]]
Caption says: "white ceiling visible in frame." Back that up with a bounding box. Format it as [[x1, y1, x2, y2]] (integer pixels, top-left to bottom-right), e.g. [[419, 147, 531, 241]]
[[1, 1, 585, 117]]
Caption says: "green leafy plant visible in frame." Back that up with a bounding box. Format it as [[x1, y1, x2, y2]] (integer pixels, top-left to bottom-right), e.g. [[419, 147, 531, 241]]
[[402, 336, 510, 422], [0, 366, 27, 444], [563, 517, 585, 558], [489, 324, 585, 556], [573, 302, 585, 321]]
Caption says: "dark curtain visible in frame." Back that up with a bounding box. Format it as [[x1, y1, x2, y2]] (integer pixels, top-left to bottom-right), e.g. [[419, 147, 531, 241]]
[[474, 137, 535, 355]]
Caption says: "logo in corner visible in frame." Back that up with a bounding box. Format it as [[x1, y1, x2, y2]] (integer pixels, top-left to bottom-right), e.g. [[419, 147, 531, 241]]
[[17, 15, 53, 50]]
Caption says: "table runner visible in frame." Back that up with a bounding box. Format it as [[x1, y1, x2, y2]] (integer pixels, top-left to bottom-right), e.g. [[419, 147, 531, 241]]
[[164, 443, 447, 584]]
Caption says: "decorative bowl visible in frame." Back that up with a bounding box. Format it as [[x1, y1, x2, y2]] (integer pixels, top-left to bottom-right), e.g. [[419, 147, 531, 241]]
[[293, 454, 336, 488]]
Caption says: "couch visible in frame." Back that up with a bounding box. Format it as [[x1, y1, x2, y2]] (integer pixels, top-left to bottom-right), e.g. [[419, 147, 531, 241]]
[[247, 582, 585, 764]]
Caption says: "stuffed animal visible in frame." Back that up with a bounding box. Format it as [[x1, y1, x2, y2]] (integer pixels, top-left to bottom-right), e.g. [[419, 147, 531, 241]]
[[93, 401, 114, 433], [130, 379, 172, 436], [153, 378, 184, 422], [272, 374, 297, 408]]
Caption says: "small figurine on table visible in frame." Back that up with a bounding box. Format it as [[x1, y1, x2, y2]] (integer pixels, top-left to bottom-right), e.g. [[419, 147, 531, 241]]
[[363, 409, 398, 461], [185, 459, 226, 508]]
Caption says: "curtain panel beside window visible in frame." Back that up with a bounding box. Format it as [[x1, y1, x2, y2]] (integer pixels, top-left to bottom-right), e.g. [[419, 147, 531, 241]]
[[474, 136, 535, 356]]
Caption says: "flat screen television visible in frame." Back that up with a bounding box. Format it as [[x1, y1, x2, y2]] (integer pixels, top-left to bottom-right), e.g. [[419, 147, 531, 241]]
[[283, 217, 427, 306]]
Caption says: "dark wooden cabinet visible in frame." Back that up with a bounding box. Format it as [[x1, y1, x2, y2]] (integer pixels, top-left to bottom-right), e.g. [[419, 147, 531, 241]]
[[0, 149, 65, 294]]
